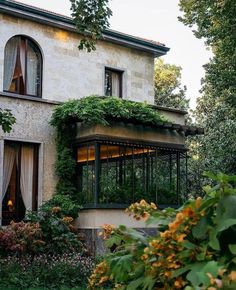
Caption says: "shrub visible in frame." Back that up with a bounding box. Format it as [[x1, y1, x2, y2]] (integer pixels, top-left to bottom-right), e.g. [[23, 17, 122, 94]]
[[25, 209, 82, 255], [0, 221, 44, 256], [41, 194, 81, 219], [89, 173, 236, 289], [0, 253, 94, 289]]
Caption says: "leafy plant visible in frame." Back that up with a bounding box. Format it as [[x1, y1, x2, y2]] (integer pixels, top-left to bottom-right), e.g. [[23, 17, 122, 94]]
[[41, 194, 81, 219], [0, 253, 94, 289], [0, 221, 44, 256], [89, 173, 236, 289], [70, 0, 112, 52], [0, 108, 16, 133], [25, 208, 82, 255]]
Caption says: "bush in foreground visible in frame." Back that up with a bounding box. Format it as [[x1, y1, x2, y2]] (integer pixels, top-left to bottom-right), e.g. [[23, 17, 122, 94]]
[[0, 253, 94, 289], [89, 173, 236, 289]]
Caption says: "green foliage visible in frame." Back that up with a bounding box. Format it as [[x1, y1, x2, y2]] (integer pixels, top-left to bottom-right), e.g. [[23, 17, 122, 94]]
[[51, 96, 167, 128], [0, 253, 94, 289], [41, 194, 81, 219], [70, 0, 112, 52], [0, 108, 16, 133], [25, 208, 82, 255], [179, 0, 236, 195], [89, 173, 236, 289], [51, 96, 167, 201], [154, 58, 189, 110]]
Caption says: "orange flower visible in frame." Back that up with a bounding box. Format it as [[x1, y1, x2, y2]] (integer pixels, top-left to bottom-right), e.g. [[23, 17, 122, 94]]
[[228, 271, 236, 281]]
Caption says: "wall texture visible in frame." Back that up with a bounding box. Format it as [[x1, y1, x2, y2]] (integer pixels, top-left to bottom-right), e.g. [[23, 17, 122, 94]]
[[0, 13, 155, 104], [0, 96, 57, 202]]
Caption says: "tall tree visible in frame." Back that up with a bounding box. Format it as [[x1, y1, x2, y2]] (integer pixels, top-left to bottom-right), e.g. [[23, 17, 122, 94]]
[[154, 58, 189, 110], [179, 0, 236, 194]]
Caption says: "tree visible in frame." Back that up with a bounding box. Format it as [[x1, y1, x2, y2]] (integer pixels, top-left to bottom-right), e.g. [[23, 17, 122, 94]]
[[70, 0, 112, 52], [179, 0, 236, 195], [0, 108, 15, 133], [154, 58, 189, 110]]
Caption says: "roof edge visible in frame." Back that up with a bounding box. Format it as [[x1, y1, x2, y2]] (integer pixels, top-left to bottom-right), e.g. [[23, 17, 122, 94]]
[[0, 0, 170, 56]]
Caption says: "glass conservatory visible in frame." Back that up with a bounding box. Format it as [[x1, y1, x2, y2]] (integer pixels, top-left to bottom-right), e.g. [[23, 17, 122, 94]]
[[74, 120, 192, 208]]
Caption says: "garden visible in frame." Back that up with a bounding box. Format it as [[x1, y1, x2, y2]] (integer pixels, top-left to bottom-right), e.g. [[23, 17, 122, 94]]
[[0, 173, 236, 289]]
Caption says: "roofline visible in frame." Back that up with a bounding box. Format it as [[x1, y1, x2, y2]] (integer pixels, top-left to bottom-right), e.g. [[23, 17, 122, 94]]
[[0, 0, 170, 57]]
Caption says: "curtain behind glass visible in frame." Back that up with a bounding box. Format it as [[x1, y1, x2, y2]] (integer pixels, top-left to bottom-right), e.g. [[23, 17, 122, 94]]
[[3, 37, 18, 91], [20, 145, 34, 211], [19, 38, 26, 84], [2, 146, 16, 201], [26, 42, 39, 96], [112, 72, 120, 97]]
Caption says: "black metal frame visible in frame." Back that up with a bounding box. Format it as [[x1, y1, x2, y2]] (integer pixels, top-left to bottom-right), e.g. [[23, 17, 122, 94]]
[[75, 139, 187, 209]]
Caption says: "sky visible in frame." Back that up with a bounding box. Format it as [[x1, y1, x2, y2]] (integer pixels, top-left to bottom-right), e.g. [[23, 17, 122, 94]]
[[16, 0, 211, 109]]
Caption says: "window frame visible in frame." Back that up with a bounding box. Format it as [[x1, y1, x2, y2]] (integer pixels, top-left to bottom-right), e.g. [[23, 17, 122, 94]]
[[1, 141, 39, 225], [3, 35, 43, 98], [104, 67, 123, 98]]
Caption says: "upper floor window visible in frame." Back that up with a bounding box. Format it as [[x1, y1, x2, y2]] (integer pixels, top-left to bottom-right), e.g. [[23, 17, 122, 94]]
[[105, 68, 123, 98], [3, 36, 42, 97]]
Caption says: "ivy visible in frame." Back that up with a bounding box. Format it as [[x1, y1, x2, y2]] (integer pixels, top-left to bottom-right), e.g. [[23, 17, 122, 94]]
[[0, 108, 16, 133], [70, 0, 112, 52], [51, 95, 167, 128], [51, 96, 167, 200]]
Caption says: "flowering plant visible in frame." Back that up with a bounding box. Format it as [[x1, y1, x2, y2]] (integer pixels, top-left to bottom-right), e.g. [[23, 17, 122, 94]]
[[89, 173, 236, 289]]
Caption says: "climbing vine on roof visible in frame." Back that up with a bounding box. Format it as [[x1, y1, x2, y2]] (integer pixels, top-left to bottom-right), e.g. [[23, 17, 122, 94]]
[[51, 95, 167, 128]]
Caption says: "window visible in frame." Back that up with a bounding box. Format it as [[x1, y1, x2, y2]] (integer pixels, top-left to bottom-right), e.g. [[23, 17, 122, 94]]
[[105, 68, 123, 98], [1, 142, 39, 225], [76, 141, 187, 207], [3, 36, 42, 97]]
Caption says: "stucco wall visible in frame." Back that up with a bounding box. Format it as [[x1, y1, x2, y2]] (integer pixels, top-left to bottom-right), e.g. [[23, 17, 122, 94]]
[[0, 96, 56, 202], [0, 13, 155, 104]]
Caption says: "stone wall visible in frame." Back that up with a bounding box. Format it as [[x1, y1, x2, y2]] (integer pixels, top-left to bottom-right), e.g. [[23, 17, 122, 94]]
[[0, 96, 57, 203], [0, 13, 155, 104]]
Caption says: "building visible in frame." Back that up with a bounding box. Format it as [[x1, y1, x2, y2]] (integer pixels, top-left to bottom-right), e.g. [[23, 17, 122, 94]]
[[0, 0, 202, 250]]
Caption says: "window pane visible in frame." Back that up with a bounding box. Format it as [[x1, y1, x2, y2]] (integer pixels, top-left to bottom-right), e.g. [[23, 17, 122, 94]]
[[105, 69, 122, 98], [26, 41, 41, 96], [4, 36, 42, 97], [3, 37, 18, 92], [77, 145, 95, 204]]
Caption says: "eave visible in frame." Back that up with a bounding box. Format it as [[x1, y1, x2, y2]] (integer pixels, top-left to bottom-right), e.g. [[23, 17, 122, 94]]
[[0, 0, 170, 57]]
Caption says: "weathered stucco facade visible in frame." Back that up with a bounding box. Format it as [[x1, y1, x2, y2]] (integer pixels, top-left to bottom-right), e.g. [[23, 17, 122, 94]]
[[0, 13, 156, 104]]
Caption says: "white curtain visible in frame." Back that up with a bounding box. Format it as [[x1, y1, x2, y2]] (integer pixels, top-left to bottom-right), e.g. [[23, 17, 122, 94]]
[[20, 38, 26, 84], [20, 145, 34, 211], [26, 43, 38, 95], [2, 146, 16, 201], [112, 72, 120, 97], [3, 37, 18, 91]]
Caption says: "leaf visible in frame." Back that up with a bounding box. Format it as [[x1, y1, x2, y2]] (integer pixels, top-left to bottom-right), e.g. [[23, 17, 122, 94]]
[[229, 244, 236, 254], [192, 216, 208, 239], [209, 231, 220, 250], [127, 277, 144, 290]]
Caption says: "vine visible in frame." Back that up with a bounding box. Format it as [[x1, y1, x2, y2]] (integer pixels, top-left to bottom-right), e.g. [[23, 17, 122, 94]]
[[50, 96, 168, 199], [70, 0, 112, 52]]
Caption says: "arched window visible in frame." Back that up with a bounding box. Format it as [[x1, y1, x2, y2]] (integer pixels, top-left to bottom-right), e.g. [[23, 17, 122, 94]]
[[3, 36, 42, 97]]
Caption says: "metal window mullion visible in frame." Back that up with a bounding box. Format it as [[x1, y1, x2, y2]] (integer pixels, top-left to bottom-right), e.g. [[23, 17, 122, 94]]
[[94, 143, 100, 206], [177, 152, 180, 205]]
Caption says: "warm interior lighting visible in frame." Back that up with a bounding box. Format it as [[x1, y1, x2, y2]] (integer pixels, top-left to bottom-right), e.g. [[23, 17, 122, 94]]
[[7, 199, 13, 207], [77, 145, 155, 163]]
